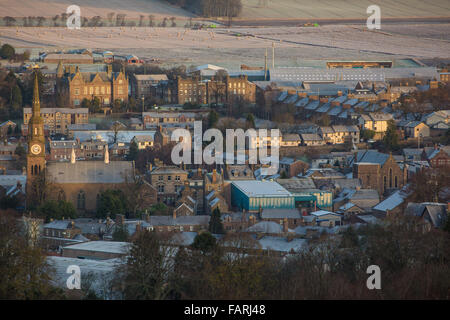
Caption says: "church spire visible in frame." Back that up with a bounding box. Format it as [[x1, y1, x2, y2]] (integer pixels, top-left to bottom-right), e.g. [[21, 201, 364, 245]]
[[32, 72, 40, 117], [56, 61, 64, 78]]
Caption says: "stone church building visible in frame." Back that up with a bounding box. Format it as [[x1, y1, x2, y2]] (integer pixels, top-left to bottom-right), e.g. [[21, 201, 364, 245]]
[[27, 72, 154, 214], [351, 150, 407, 196]]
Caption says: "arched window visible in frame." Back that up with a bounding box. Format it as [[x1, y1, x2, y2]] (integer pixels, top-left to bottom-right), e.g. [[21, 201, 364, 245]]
[[395, 176, 398, 188], [34, 165, 38, 176], [383, 176, 387, 191], [31, 165, 33, 175], [389, 168, 393, 188], [77, 191, 86, 209]]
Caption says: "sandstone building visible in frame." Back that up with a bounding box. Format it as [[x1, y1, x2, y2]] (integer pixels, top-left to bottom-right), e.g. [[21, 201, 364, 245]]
[[57, 64, 128, 107], [23, 107, 88, 135]]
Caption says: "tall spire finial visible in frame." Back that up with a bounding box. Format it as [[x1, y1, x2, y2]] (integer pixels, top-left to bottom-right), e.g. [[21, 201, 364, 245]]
[[70, 147, 76, 164], [104, 144, 109, 164], [32, 72, 40, 116], [56, 61, 64, 78]]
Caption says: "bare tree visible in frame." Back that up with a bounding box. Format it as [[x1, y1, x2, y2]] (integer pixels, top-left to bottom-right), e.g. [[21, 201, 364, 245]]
[[138, 15, 145, 27], [148, 15, 155, 27], [3, 16, 16, 27], [170, 16, 176, 27], [107, 12, 115, 26], [36, 17, 46, 27], [52, 15, 59, 27]]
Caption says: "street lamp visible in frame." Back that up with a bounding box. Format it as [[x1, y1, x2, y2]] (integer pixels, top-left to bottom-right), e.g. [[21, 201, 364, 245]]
[[141, 95, 145, 113]]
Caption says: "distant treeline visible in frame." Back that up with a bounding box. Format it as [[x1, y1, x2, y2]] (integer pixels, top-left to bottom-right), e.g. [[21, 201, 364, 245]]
[[164, 0, 242, 17]]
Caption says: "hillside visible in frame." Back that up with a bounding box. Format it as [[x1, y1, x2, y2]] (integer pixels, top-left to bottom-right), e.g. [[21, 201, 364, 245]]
[[0, 0, 194, 19], [1, 0, 449, 21], [239, 0, 450, 19]]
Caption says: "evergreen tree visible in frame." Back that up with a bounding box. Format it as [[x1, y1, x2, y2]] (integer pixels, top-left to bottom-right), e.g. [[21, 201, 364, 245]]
[[11, 85, 22, 107], [246, 113, 255, 128], [112, 224, 129, 242], [0, 44, 15, 59], [208, 208, 224, 234], [383, 120, 399, 151], [207, 110, 219, 128], [96, 189, 128, 219], [128, 140, 139, 161], [37, 200, 77, 222], [191, 232, 217, 253]]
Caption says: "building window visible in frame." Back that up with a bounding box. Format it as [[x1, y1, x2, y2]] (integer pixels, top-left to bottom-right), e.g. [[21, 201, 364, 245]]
[[77, 191, 86, 209], [158, 185, 164, 193], [158, 175, 163, 181], [389, 168, 393, 188], [394, 176, 398, 188]]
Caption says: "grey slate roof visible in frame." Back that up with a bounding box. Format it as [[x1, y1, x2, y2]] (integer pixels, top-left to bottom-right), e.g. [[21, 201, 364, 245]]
[[147, 215, 210, 226], [43, 220, 72, 230], [353, 150, 390, 166], [47, 161, 134, 184], [261, 208, 301, 219]]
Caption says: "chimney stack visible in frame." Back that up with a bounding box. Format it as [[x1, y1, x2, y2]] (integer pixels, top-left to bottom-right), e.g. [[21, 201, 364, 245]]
[[283, 218, 289, 233], [115, 214, 125, 226], [212, 169, 217, 183]]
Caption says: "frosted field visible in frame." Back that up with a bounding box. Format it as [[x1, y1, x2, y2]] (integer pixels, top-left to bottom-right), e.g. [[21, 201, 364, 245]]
[[1, 23, 449, 67]]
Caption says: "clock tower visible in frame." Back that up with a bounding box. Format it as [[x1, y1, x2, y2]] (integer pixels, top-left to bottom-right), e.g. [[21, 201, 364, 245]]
[[26, 72, 46, 194]]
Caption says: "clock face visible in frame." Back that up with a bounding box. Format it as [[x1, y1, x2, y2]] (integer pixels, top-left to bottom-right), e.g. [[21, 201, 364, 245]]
[[31, 144, 42, 155]]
